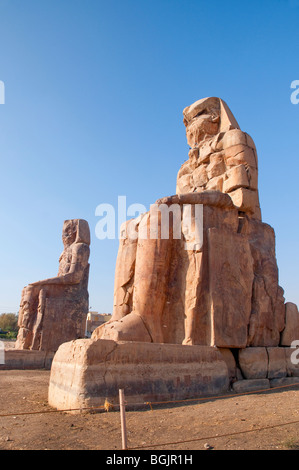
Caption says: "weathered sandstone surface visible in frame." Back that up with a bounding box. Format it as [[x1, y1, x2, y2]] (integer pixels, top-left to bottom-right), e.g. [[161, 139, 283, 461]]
[[48, 339, 229, 410], [93, 97, 297, 351], [15, 219, 90, 353], [48, 98, 299, 408]]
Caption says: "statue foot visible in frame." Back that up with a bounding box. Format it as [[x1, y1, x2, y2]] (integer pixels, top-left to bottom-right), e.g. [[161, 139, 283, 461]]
[[92, 312, 152, 343], [182, 337, 194, 346]]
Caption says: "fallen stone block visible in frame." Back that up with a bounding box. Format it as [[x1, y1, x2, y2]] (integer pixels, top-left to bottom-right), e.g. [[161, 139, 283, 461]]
[[232, 379, 270, 393]]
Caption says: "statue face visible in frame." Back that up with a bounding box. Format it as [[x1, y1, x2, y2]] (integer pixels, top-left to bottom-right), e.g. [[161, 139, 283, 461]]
[[62, 220, 77, 247], [185, 112, 219, 148], [183, 98, 221, 148]]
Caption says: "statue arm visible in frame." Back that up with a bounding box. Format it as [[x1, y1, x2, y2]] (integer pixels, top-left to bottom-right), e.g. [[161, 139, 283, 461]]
[[155, 191, 234, 209]]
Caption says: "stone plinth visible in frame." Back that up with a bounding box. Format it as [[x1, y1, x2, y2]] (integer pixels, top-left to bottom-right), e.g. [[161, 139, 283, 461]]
[[238, 347, 268, 379], [238, 347, 299, 380], [0, 348, 54, 370], [48, 339, 229, 411]]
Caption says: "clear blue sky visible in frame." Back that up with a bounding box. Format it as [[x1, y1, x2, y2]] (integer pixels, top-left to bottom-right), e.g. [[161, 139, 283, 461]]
[[0, 0, 298, 314]]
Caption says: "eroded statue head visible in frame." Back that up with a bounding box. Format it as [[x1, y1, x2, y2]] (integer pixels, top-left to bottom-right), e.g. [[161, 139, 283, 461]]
[[62, 219, 90, 247], [183, 97, 240, 148]]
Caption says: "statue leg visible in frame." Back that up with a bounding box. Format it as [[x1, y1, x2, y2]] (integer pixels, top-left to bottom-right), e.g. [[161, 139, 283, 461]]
[[15, 286, 38, 350], [94, 210, 174, 343], [31, 289, 46, 350]]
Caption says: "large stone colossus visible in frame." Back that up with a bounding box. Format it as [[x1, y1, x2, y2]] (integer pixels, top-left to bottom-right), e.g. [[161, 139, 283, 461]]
[[16, 219, 90, 352], [48, 98, 299, 410], [92, 97, 294, 350]]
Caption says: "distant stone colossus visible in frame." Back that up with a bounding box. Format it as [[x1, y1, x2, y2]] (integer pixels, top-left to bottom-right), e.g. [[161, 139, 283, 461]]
[[16, 219, 90, 352]]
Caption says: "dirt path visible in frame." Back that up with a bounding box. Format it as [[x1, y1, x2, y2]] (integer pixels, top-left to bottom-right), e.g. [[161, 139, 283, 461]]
[[0, 370, 299, 451]]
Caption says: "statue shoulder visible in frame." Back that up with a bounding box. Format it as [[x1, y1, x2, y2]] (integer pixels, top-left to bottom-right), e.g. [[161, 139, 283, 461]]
[[216, 128, 256, 152], [72, 242, 90, 260]]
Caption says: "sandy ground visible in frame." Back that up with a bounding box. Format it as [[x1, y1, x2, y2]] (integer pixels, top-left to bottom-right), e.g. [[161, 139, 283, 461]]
[[0, 370, 299, 451]]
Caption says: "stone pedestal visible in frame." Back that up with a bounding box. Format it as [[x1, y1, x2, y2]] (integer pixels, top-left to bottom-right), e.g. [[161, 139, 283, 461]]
[[48, 339, 230, 411], [0, 348, 54, 370]]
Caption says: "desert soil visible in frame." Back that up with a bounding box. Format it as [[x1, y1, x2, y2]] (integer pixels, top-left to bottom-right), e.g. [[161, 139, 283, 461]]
[[0, 370, 299, 451]]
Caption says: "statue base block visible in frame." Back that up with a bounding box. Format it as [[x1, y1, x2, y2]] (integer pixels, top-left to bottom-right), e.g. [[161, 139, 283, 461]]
[[48, 339, 230, 411], [0, 349, 55, 370]]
